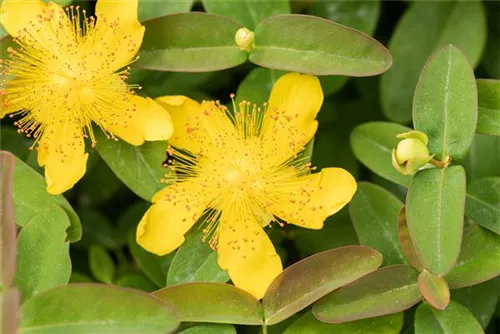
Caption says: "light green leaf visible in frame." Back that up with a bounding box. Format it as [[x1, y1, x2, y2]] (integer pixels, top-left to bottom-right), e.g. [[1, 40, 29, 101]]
[[476, 79, 500, 136], [413, 45, 477, 160], [89, 245, 116, 284], [465, 177, 500, 235], [349, 182, 407, 265], [137, 13, 247, 72], [445, 225, 500, 289], [350, 122, 412, 187], [284, 312, 403, 334], [153, 283, 263, 325], [138, 0, 194, 22], [263, 246, 383, 325], [202, 0, 290, 29], [415, 301, 483, 334], [381, 0, 486, 123], [95, 131, 166, 201], [451, 280, 498, 329], [14, 206, 71, 302], [20, 284, 179, 334], [236, 67, 285, 106], [313, 265, 420, 323], [178, 324, 236, 334], [250, 14, 392, 76], [406, 166, 466, 276]]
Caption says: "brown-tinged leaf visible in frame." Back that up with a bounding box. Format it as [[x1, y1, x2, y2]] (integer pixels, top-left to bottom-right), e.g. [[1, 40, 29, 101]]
[[398, 206, 423, 271], [418, 270, 450, 310], [1, 288, 19, 334], [0, 151, 16, 289]]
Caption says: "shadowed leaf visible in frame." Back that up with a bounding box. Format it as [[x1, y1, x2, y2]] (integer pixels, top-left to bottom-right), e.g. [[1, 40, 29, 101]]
[[398, 206, 423, 271]]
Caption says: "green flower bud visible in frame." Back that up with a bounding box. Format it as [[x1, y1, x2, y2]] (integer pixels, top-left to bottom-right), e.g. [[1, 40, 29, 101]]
[[235, 27, 254, 52], [392, 131, 433, 175]]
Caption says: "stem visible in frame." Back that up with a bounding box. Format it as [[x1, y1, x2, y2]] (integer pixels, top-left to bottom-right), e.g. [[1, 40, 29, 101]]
[[262, 323, 268, 334], [430, 156, 451, 168]]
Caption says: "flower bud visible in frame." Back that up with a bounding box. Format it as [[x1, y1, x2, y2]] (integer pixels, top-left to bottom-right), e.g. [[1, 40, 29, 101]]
[[235, 27, 254, 52], [392, 131, 433, 175]]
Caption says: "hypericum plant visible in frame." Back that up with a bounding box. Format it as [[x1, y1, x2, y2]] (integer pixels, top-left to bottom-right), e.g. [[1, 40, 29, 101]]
[[1, 1, 498, 334]]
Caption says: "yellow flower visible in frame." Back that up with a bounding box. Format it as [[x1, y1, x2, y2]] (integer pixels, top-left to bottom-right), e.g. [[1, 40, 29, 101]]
[[0, 0, 173, 194], [136, 73, 357, 299]]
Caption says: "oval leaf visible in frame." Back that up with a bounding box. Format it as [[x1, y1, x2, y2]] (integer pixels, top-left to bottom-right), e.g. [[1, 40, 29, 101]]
[[14, 205, 71, 302], [415, 301, 483, 334], [451, 280, 498, 329], [263, 246, 383, 325], [20, 284, 179, 333], [413, 45, 478, 160], [95, 131, 166, 201], [381, 0, 486, 123], [350, 122, 412, 186], [138, 0, 194, 22], [137, 13, 247, 72], [406, 166, 466, 276], [152, 283, 263, 325], [349, 182, 408, 265], [313, 265, 421, 323], [284, 312, 403, 334], [167, 228, 229, 286], [465, 177, 500, 234], [418, 270, 450, 311], [445, 225, 500, 289], [398, 206, 424, 271], [202, 0, 290, 29], [89, 245, 116, 284], [0, 152, 16, 289], [250, 14, 392, 76], [476, 79, 500, 136]]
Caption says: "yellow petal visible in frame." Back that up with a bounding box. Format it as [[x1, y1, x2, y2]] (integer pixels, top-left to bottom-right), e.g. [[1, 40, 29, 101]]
[[217, 212, 283, 299], [136, 179, 211, 256], [155, 95, 210, 153], [0, 0, 47, 37], [261, 73, 323, 166], [94, 0, 145, 71], [38, 120, 88, 195], [104, 94, 173, 146], [267, 168, 357, 229]]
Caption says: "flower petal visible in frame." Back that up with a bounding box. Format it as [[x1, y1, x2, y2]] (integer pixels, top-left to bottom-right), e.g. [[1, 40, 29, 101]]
[[0, 0, 47, 37], [267, 168, 357, 229], [95, 0, 145, 71], [38, 120, 88, 195], [104, 94, 173, 146], [217, 212, 283, 299], [136, 179, 211, 256], [261, 73, 323, 166], [155, 95, 211, 153]]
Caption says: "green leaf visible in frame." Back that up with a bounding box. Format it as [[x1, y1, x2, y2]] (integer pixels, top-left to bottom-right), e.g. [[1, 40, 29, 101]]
[[69, 273, 93, 283], [115, 274, 157, 293], [406, 166, 466, 276], [350, 122, 412, 187], [284, 312, 403, 334], [128, 231, 174, 288], [14, 206, 71, 302], [451, 280, 498, 329], [263, 246, 383, 325], [153, 283, 263, 325], [309, 0, 381, 35], [418, 270, 450, 311], [465, 177, 500, 234], [138, 0, 194, 22], [137, 13, 247, 72], [414, 301, 483, 334], [349, 182, 408, 265], [460, 134, 500, 181], [20, 284, 179, 334], [381, 0, 486, 123], [313, 265, 420, 323], [250, 14, 392, 76], [75, 210, 120, 250], [445, 225, 500, 289], [236, 67, 285, 106], [116, 201, 150, 246], [10, 154, 81, 242], [413, 45, 477, 160], [1, 152, 16, 290], [318, 76, 349, 96], [476, 79, 500, 136], [89, 245, 116, 284], [95, 131, 166, 201], [167, 228, 228, 286], [178, 324, 236, 334], [202, 0, 290, 29], [1, 288, 19, 334]]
